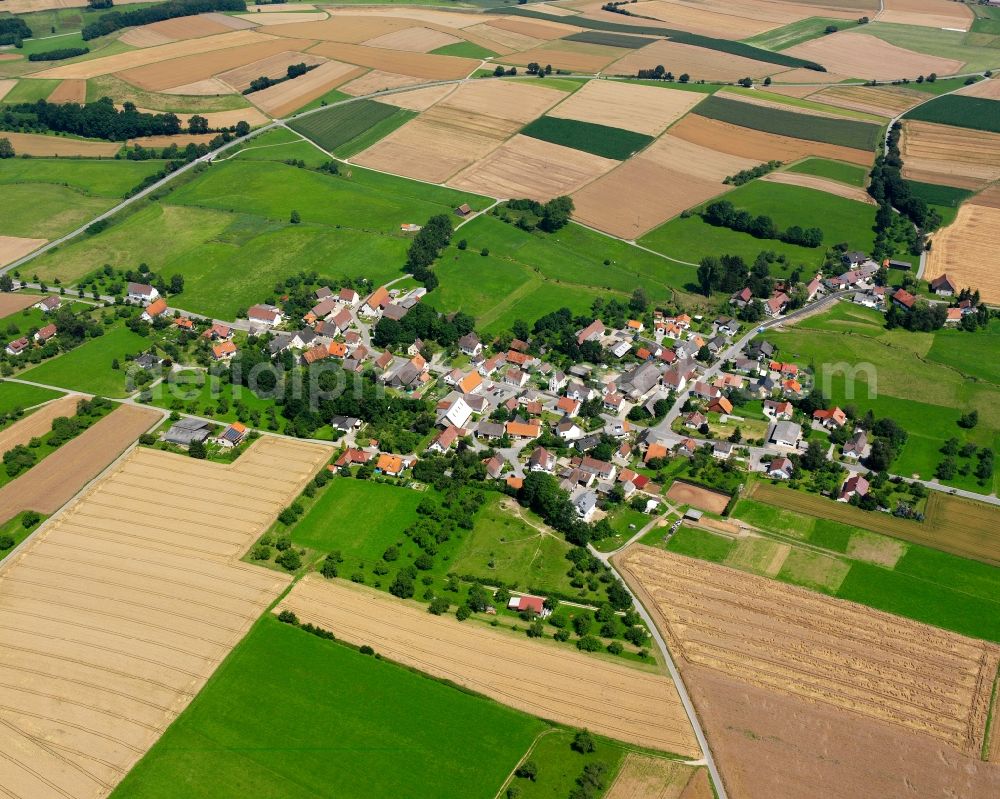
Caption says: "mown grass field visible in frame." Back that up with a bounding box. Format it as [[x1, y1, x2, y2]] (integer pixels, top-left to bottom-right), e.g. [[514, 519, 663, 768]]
[[111, 616, 545, 799], [0, 381, 63, 415], [904, 94, 1000, 133], [227, 127, 329, 167], [788, 157, 868, 186], [18, 325, 151, 397], [692, 94, 883, 150], [903, 179, 973, 208], [745, 17, 855, 51], [432, 41, 499, 59], [640, 180, 877, 270], [288, 99, 413, 155], [866, 21, 1000, 74], [520, 116, 653, 160], [665, 498, 1000, 642], [0, 79, 60, 104]]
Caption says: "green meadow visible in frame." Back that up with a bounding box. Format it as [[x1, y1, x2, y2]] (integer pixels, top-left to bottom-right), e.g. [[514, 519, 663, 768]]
[[111, 616, 545, 799], [0, 381, 63, 415], [788, 158, 868, 186]]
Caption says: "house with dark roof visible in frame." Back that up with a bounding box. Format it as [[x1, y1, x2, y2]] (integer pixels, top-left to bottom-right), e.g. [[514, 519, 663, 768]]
[[163, 417, 212, 446], [34, 295, 61, 313], [929, 274, 956, 296], [528, 447, 555, 473], [576, 319, 604, 346], [839, 474, 869, 502], [127, 282, 158, 302], [458, 333, 482, 357]]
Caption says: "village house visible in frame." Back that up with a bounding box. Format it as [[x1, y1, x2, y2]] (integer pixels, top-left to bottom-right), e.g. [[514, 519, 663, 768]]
[[202, 323, 232, 342], [813, 407, 848, 430], [214, 422, 247, 449], [555, 417, 585, 441], [763, 399, 793, 420], [427, 425, 460, 453], [141, 298, 168, 322], [458, 332, 482, 358], [708, 396, 733, 415], [247, 304, 282, 327], [212, 340, 237, 361], [174, 317, 194, 332], [334, 447, 372, 469], [5, 337, 29, 356], [576, 319, 605, 346], [474, 420, 505, 440], [360, 286, 390, 318], [163, 417, 212, 447], [573, 490, 598, 521], [712, 441, 735, 460], [839, 474, 870, 502], [127, 282, 159, 303], [565, 380, 593, 402], [504, 367, 529, 389], [730, 287, 753, 308], [684, 411, 707, 430], [892, 288, 917, 311], [309, 298, 339, 322], [528, 447, 556, 473], [843, 430, 869, 460], [34, 323, 57, 344], [437, 394, 473, 429], [767, 420, 802, 449], [339, 287, 360, 306], [484, 456, 504, 480], [929, 274, 956, 297], [619, 361, 661, 401], [644, 442, 669, 464], [765, 293, 789, 317], [34, 295, 60, 313], [507, 594, 549, 617], [506, 419, 541, 440], [331, 416, 362, 434], [375, 453, 405, 477], [556, 396, 581, 417], [767, 457, 794, 479], [691, 381, 721, 401]]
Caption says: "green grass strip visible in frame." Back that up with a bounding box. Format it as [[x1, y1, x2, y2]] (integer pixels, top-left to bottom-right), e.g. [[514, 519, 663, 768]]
[[693, 95, 882, 150], [903, 179, 973, 208], [520, 116, 653, 160]]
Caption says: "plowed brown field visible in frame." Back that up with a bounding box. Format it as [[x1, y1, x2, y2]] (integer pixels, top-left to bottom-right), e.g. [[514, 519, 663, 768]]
[[464, 22, 544, 52], [363, 26, 462, 53], [604, 754, 703, 799], [624, 0, 777, 38], [958, 76, 1000, 99], [786, 31, 963, 80], [216, 50, 326, 92], [0, 437, 331, 799], [0, 292, 46, 316], [880, 0, 973, 29], [448, 134, 616, 200], [247, 59, 364, 117], [47, 78, 87, 103], [618, 546, 1000, 755], [0, 395, 79, 458], [488, 15, 582, 39], [340, 69, 426, 97], [665, 482, 731, 513], [0, 132, 118, 157], [375, 83, 455, 110], [506, 41, 622, 73], [610, 39, 787, 81], [670, 114, 874, 166], [547, 79, 702, 136], [926, 202, 1000, 304], [277, 575, 701, 755], [900, 120, 1000, 190], [265, 16, 413, 43], [308, 41, 478, 80]]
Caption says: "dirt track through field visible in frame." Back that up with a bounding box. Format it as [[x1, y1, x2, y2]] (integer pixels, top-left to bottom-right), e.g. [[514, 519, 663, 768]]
[[0, 395, 79, 458], [0, 436, 331, 799], [617, 546, 999, 755], [277, 575, 701, 756]]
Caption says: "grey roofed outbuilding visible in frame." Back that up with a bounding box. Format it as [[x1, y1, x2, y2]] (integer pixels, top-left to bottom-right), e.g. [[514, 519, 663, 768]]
[[163, 417, 212, 445]]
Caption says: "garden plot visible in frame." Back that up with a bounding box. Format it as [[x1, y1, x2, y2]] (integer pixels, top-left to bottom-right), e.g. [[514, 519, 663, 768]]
[[308, 42, 479, 80], [216, 50, 327, 92], [115, 36, 316, 92], [617, 546, 999, 755], [363, 26, 463, 53], [0, 437, 329, 799], [785, 31, 963, 80], [247, 60, 364, 117], [352, 79, 566, 182], [878, 0, 973, 30], [811, 84, 926, 117], [448, 134, 617, 200], [545, 79, 702, 136], [277, 575, 702, 756], [609, 39, 791, 81], [899, 120, 1000, 190], [0, 235, 47, 267], [926, 201, 1000, 304], [670, 114, 874, 166]]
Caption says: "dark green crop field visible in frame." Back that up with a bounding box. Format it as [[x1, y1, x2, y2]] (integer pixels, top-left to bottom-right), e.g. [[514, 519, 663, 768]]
[[564, 30, 656, 49], [288, 99, 410, 153], [520, 116, 653, 160], [904, 94, 1000, 133], [693, 95, 882, 150]]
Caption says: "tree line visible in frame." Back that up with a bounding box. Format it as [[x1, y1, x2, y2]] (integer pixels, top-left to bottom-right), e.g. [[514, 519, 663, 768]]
[[2, 98, 185, 140], [724, 160, 782, 186], [244, 62, 317, 95], [406, 213, 453, 290], [28, 47, 90, 62], [635, 65, 690, 82], [82, 0, 246, 40], [502, 196, 574, 233], [702, 199, 823, 247], [0, 18, 32, 47]]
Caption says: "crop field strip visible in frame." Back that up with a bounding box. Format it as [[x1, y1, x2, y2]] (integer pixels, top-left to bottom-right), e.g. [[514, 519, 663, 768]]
[[289, 99, 409, 152], [692, 95, 882, 151], [618, 546, 1000, 756], [563, 31, 657, 49], [903, 93, 1000, 133], [278, 576, 701, 756], [520, 116, 654, 160], [899, 120, 1000, 190], [0, 437, 331, 799]]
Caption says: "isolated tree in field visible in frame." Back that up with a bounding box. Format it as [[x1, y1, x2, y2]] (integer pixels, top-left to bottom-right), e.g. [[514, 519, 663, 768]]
[[958, 409, 979, 429], [629, 287, 648, 312], [679, 73, 690, 83], [572, 731, 596, 754], [0, 138, 13, 159], [290, 210, 301, 224], [235, 120, 250, 137], [515, 761, 538, 781], [494, 65, 505, 77]]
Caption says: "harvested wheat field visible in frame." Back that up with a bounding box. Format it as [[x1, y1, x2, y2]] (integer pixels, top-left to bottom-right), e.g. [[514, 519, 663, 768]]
[[126, 132, 219, 147], [449, 134, 616, 200], [116, 36, 316, 92], [966, 184, 1000, 209], [363, 26, 462, 53], [354, 80, 565, 182], [715, 88, 876, 120], [610, 39, 787, 81], [139, 106, 269, 129], [926, 202, 1000, 304], [0, 292, 46, 317], [507, 42, 622, 73], [604, 754, 704, 799], [670, 114, 874, 166], [0, 236, 47, 268], [762, 170, 873, 202], [879, 0, 973, 29], [248, 60, 364, 117], [618, 546, 1000, 754], [488, 15, 582, 39], [625, 0, 774, 37], [33, 29, 276, 80], [340, 69, 424, 96], [547, 79, 702, 136], [47, 78, 87, 103], [665, 482, 731, 514], [132, 14, 237, 42], [118, 26, 176, 48], [161, 77, 233, 95], [0, 395, 79, 458], [786, 31, 963, 80], [641, 133, 759, 179], [0, 132, 118, 157], [308, 42, 478, 80], [236, 11, 328, 25], [264, 16, 417, 44], [324, 6, 493, 29], [900, 120, 1000, 190], [465, 22, 544, 52], [277, 575, 701, 755], [811, 84, 926, 116], [0, 437, 330, 799], [216, 50, 326, 92], [0, 79, 15, 102], [375, 83, 456, 110], [958, 76, 1000, 99]]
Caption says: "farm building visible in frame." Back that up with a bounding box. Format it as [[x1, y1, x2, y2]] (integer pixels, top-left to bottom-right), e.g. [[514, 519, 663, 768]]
[[507, 594, 550, 618], [163, 418, 213, 447]]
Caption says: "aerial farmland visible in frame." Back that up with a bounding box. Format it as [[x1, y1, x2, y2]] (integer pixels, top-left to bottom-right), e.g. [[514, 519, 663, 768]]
[[0, 0, 998, 796]]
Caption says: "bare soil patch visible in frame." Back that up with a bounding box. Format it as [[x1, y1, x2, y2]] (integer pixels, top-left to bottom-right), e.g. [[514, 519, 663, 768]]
[[0, 131, 118, 157], [277, 575, 701, 755], [0, 292, 47, 317], [340, 69, 429, 96], [617, 545, 1000, 755], [640, 133, 760, 179], [216, 50, 326, 92], [879, 0, 973, 30], [0, 437, 330, 799], [546, 79, 702, 136], [609, 39, 788, 81], [448, 133, 617, 200], [308, 41, 478, 80], [162, 77, 233, 95], [604, 754, 701, 799], [0, 394, 79, 458], [811, 84, 926, 116], [785, 31, 963, 80], [247, 59, 363, 117], [926, 202, 1000, 304], [119, 26, 176, 48], [138, 14, 234, 40], [266, 16, 413, 42], [678, 767, 712, 799], [0, 236, 48, 268], [47, 78, 87, 103], [33, 29, 276, 80], [665, 481, 731, 513], [374, 83, 455, 111], [959, 76, 1000, 99], [363, 26, 462, 53], [670, 114, 874, 166], [899, 120, 1000, 190], [761, 170, 874, 202]]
